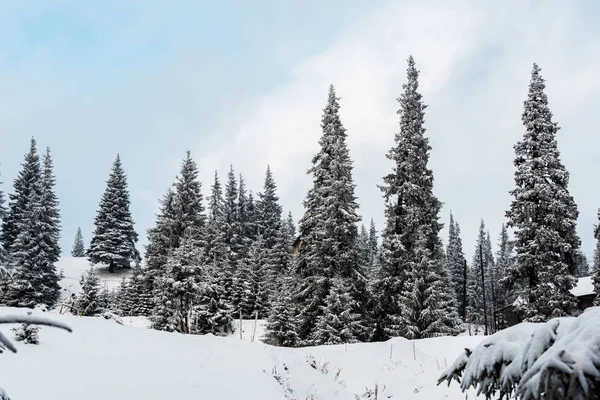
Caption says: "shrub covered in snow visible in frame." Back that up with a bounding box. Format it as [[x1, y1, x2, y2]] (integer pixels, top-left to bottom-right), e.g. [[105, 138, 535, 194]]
[[11, 312, 40, 345], [438, 306, 600, 399]]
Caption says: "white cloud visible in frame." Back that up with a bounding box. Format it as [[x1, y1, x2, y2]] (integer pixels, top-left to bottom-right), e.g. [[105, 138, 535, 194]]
[[195, 0, 600, 259]]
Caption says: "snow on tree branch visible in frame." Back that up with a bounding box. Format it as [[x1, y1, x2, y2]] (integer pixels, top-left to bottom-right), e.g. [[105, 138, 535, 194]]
[[438, 307, 600, 399], [0, 314, 71, 353]]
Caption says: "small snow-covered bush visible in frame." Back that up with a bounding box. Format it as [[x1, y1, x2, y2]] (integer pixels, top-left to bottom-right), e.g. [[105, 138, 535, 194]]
[[11, 311, 40, 345], [438, 307, 600, 399]]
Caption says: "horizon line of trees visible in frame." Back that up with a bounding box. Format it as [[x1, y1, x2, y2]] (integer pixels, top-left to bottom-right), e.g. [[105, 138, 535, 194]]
[[0, 56, 599, 345]]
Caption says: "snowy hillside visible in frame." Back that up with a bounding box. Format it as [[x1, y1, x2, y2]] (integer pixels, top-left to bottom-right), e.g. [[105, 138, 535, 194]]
[[57, 257, 131, 299], [0, 307, 485, 399]]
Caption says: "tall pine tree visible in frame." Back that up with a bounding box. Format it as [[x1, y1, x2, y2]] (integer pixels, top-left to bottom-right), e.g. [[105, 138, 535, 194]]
[[2, 138, 41, 256], [504, 64, 579, 321], [71, 227, 85, 257], [4, 139, 62, 308], [292, 85, 368, 345], [0, 167, 7, 264], [40, 147, 61, 263], [375, 56, 459, 339], [88, 155, 140, 273], [445, 213, 467, 320]]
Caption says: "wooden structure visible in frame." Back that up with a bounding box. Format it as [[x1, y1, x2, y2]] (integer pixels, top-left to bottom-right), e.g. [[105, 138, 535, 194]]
[[498, 276, 596, 327]]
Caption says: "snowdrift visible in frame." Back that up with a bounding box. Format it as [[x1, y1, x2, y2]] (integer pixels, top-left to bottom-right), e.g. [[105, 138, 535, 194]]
[[0, 307, 484, 400]]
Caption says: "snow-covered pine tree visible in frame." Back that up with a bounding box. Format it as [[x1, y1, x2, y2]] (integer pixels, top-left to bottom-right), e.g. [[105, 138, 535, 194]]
[[0, 167, 6, 264], [237, 174, 252, 262], [242, 235, 270, 318], [257, 166, 288, 296], [206, 171, 226, 267], [144, 152, 208, 313], [40, 147, 61, 264], [483, 231, 497, 333], [311, 277, 363, 345], [593, 210, 600, 305], [194, 282, 234, 336], [573, 251, 589, 278], [171, 151, 207, 245], [151, 234, 204, 333], [71, 227, 85, 257], [398, 232, 450, 339], [88, 155, 140, 273], [358, 224, 370, 272], [77, 268, 101, 316], [466, 220, 490, 334], [375, 56, 459, 340], [264, 272, 299, 347], [504, 64, 579, 322], [294, 85, 368, 345], [144, 188, 177, 291], [367, 218, 379, 278], [495, 223, 514, 329], [2, 138, 41, 256], [126, 262, 153, 316], [445, 213, 467, 320], [4, 140, 62, 308]]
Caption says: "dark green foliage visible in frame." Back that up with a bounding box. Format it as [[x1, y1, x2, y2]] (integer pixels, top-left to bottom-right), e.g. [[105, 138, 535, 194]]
[[88, 155, 140, 272], [71, 227, 85, 257], [504, 64, 579, 321]]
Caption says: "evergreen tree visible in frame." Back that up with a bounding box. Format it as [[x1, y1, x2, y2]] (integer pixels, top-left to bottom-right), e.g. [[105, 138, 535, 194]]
[[194, 283, 234, 336], [593, 210, 600, 305], [40, 147, 61, 263], [71, 227, 85, 257], [126, 262, 153, 316], [504, 64, 579, 321], [264, 273, 299, 347], [241, 235, 270, 318], [4, 139, 62, 308], [358, 224, 370, 272], [77, 268, 101, 316], [171, 151, 207, 245], [466, 220, 491, 334], [367, 219, 379, 277], [495, 224, 514, 329], [445, 213, 467, 320], [144, 188, 178, 284], [222, 166, 240, 258], [206, 171, 225, 265], [257, 166, 287, 290], [2, 138, 42, 255], [0, 166, 6, 264], [573, 251, 589, 278], [398, 233, 451, 339], [311, 277, 363, 345], [151, 235, 204, 333], [294, 85, 367, 344], [375, 56, 459, 340], [88, 155, 140, 273]]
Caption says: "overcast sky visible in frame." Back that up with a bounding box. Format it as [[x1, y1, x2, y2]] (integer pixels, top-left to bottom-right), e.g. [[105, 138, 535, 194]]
[[0, 0, 598, 262]]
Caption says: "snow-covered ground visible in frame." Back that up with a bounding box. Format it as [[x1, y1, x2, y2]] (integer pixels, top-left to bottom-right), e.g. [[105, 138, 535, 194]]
[[0, 307, 485, 399], [57, 257, 132, 300]]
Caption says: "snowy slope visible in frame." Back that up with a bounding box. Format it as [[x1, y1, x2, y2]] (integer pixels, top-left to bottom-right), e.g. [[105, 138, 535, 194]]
[[57, 257, 131, 299], [0, 307, 485, 400]]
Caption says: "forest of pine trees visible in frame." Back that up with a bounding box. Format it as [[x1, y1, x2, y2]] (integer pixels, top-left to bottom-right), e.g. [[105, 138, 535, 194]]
[[0, 58, 597, 347]]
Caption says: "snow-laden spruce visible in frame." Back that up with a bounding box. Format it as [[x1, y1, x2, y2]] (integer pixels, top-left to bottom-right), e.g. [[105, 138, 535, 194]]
[[71, 227, 85, 257], [292, 84, 369, 345], [374, 56, 460, 340], [439, 306, 600, 400], [3, 139, 62, 308], [87, 155, 140, 273], [445, 213, 467, 320], [504, 63, 580, 322]]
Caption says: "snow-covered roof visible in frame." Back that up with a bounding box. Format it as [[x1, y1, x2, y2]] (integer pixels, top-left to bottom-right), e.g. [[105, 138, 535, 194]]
[[571, 276, 594, 297]]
